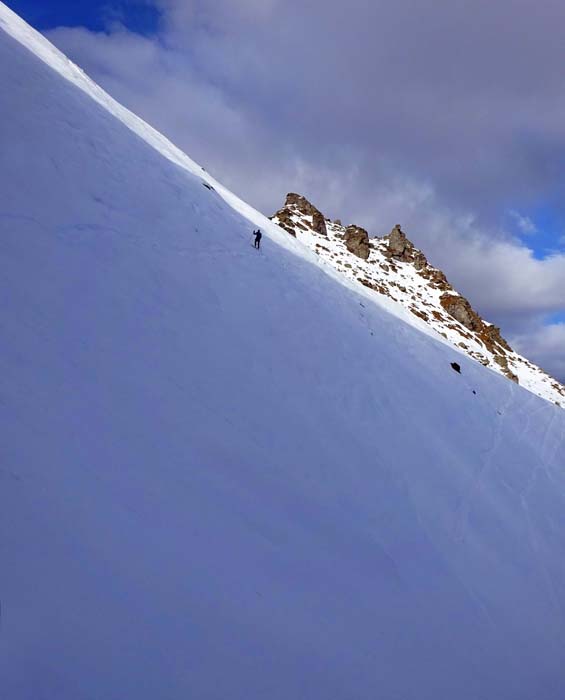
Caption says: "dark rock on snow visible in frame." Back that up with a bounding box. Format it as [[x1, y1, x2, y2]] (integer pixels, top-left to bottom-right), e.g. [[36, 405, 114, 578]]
[[344, 225, 370, 260]]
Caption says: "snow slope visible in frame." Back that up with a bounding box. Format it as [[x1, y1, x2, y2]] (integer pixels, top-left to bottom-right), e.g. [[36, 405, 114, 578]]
[[1, 4, 565, 699]]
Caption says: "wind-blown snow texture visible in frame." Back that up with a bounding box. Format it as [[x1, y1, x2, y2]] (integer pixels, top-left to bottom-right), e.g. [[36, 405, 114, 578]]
[[1, 4, 565, 699]]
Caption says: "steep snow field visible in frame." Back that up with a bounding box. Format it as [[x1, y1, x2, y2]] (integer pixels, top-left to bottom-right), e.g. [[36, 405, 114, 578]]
[[1, 4, 565, 699]]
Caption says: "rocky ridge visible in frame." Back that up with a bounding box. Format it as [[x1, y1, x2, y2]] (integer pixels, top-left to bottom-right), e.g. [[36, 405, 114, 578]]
[[271, 193, 565, 406]]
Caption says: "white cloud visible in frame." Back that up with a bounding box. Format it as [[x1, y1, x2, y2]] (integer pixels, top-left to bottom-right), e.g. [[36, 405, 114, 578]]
[[508, 209, 538, 235], [512, 323, 565, 382]]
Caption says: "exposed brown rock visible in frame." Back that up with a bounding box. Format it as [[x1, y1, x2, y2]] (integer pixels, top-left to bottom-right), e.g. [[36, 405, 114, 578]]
[[269, 206, 296, 236], [315, 243, 330, 252], [384, 225, 428, 269], [440, 293, 515, 361], [344, 225, 370, 259], [469, 351, 490, 367], [311, 209, 327, 236], [358, 277, 389, 295], [278, 193, 328, 236], [418, 266, 451, 290], [410, 307, 429, 321], [276, 221, 296, 237], [493, 354, 519, 383], [479, 323, 513, 353], [388, 224, 409, 257], [440, 294, 482, 333]]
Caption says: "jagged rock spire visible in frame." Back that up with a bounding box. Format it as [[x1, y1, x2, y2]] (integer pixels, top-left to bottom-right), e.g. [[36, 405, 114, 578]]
[[275, 193, 327, 236], [384, 224, 428, 270]]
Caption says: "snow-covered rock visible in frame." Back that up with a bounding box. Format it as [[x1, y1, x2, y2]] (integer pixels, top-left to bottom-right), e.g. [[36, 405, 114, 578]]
[[272, 195, 565, 405]]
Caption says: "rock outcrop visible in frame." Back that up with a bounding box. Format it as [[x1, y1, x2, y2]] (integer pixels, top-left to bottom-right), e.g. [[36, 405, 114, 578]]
[[272, 193, 327, 236], [269, 193, 565, 404], [417, 266, 451, 290], [440, 294, 482, 333], [440, 293, 512, 356], [311, 210, 327, 236], [384, 225, 428, 270], [344, 225, 370, 260], [493, 353, 520, 383], [388, 224, 409, 257]]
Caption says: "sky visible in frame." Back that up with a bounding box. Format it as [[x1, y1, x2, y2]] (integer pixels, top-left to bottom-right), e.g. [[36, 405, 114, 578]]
[[7, 0, 565, 381]]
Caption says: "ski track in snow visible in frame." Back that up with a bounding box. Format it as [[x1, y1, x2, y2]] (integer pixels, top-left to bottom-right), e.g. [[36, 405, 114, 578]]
[[452, 382, 516, 544]]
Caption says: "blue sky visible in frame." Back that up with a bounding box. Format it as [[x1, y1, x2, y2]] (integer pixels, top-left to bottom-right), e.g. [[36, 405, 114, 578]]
[[5, 0, 565, 379], [9, 0, 160, 34]]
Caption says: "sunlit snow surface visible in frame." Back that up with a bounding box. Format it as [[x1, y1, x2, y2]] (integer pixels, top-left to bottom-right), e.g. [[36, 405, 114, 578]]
[[1, 3, 565, 699]]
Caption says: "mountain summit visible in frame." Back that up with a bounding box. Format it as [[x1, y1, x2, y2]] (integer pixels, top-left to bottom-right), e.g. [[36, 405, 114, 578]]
[[272, 193, 565, 405], [1, 3, 565, 699]]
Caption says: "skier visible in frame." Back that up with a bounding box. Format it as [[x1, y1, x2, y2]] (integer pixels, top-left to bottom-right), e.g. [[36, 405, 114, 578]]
[[253, 229, 262, 249]]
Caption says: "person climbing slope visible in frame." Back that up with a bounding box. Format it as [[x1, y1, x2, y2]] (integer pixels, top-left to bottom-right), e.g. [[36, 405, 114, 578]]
[[253, 229, 262, 249]]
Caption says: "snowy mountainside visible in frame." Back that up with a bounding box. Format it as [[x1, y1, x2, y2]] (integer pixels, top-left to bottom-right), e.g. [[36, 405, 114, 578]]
[[2, 4, 565, 699], [272, 193, 565, 406]]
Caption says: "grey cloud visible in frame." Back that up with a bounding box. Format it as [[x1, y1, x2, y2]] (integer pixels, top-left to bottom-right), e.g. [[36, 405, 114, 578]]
[[150, 0, 565, 216], [513, 323, 565, 383]]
